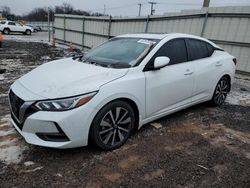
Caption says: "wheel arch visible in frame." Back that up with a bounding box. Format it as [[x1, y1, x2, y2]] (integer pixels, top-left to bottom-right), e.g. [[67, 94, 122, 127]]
[[87, 96, 141, 145], [3, 27, 10, 32], [223, 74, 231, 92], [213, 73, 232, 94]]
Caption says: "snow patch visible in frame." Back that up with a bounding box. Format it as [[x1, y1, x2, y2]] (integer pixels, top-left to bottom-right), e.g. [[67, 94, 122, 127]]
[[0, 129, 15, 136], [0, 145, 27, 164], [226, 91, 250, 106], [0, 75, 4, 81], [24, 161, 35, 166], [0, 116, 28, 164]]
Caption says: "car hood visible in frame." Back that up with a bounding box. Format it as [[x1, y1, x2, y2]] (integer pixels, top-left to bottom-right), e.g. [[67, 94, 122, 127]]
[[16, 58, 128, 99]]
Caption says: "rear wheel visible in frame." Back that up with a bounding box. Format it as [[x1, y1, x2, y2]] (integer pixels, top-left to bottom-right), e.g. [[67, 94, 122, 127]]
[[90, 101, 135, 150], [210, 76, 230, 106], [25, 30, 31, 35], [3, 28, 10, 35]]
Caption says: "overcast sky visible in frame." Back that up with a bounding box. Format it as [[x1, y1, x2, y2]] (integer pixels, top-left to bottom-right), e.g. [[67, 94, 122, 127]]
[[1, 0, 250, 16]]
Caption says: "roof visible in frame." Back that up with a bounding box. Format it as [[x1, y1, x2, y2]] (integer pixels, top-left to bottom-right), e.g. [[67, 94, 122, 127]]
[[116, 33, 168, 40], [116, 33, 221, 48]]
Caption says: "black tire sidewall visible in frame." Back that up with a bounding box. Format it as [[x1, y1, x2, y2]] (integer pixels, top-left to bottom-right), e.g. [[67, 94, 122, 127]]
[[212, 77, 229, 106], [3, 29, 9, 35], [90, 100, 135, 150], [26, 30, 31, 35]]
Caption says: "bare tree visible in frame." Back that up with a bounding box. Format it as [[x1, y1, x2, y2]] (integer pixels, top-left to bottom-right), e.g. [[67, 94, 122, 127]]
[[1, 6, 11, 17]]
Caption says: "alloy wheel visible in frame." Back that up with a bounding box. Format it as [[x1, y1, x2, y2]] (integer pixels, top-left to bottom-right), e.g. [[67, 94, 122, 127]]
[[98, 107, 132, 147], [214, 78, 229, 105]]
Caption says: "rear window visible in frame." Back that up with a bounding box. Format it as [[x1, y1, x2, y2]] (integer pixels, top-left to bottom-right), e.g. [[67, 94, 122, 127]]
[[0, 21, 6, 24]]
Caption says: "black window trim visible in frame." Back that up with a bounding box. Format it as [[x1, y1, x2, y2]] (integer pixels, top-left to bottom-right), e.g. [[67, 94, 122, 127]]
[[143, 37, 189, 72], [185, 38, 224, 61]]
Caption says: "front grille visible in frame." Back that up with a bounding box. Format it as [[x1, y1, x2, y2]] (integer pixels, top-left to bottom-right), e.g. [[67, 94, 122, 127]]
[[9, 90, 38, 130], [9, 90, 25, 120], [11, 113, 23, 130]]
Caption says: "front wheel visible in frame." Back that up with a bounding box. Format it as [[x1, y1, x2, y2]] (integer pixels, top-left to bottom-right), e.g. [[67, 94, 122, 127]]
[[90, 101, 135, 150], [210, 77, 230, 106], [3, 28, 10, 35]]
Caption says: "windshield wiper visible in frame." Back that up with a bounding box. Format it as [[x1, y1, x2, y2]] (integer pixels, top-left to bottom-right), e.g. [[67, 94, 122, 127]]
[[108, 63, 131, 69]]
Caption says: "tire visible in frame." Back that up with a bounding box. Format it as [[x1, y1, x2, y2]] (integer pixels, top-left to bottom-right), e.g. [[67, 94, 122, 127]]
[[25, 30, 31, 35], [90, 100, 135, 150], [3, 28, 10, 35], [210, 76, 230, 106]]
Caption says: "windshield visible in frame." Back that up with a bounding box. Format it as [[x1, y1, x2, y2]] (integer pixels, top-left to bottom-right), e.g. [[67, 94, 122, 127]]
[[82, 38, 158, 68]]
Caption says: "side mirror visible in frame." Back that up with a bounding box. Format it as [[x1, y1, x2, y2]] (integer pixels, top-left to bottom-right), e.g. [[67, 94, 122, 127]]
[[154, 56, 170, 69]]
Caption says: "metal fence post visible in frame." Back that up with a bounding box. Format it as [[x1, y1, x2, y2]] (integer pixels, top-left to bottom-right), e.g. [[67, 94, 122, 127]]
[[145, 15, 150, 33], [82, 17, 85, 50], [201, 10, 209, 37], [108, 16, 112, 39], [63, 16, 66, 44]]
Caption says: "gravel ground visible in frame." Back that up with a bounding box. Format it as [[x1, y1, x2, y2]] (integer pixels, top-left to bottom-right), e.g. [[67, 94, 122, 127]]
[[0, 38, 250, 187]]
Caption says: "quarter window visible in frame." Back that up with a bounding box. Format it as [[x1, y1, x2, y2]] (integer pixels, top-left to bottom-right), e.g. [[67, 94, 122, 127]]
[[188, 39, 214, 60], [206, 43, 214, 56], [154, 39, 188, 65]]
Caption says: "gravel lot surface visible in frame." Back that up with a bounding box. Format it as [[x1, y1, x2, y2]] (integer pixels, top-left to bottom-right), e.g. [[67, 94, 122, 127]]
[[0, 37, 250, 187]]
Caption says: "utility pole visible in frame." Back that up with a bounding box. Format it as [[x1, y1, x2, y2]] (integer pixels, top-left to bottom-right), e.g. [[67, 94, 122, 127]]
[[148, 2, 156, 15], [103, 4, 106, 15], [203, 0, 210, 7], [138, 3, 142, 16]]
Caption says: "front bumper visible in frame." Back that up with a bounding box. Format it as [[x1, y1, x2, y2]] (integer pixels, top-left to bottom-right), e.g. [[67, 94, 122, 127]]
[[9, 88, 97, 149]]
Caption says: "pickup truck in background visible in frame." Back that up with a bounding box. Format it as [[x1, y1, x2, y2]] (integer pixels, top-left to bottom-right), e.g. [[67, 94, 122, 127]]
[[0, 20, 34, 35]]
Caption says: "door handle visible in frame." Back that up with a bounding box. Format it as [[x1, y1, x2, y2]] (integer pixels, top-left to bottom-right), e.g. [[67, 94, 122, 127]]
[[184, 69, 193, 75], [215, 61, 222, 67]]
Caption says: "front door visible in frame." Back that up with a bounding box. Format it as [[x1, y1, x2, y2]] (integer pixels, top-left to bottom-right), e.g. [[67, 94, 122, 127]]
[[145, 39, 195, 117]]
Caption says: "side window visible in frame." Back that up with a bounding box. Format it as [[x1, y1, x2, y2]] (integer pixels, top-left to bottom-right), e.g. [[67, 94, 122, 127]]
[[206, 43, 214, 56], [155, 39, 188, 65], [188, 39, 209, 61], [8, 22, 16, 26], [0, 21, 6, 24]]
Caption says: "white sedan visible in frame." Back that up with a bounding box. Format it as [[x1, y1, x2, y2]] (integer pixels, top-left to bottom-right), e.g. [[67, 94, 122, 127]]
[[9, 33, 236, 150]]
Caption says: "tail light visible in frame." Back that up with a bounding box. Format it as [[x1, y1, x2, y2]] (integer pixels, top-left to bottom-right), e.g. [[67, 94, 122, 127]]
[[233, 58, 237, 65]]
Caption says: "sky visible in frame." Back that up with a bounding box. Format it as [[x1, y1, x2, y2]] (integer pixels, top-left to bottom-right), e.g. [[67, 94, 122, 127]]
[[0, 0, 250, 17]]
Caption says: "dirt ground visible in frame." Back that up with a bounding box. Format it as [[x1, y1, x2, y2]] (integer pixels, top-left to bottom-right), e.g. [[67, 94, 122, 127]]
[[0, 37, 250, 188]]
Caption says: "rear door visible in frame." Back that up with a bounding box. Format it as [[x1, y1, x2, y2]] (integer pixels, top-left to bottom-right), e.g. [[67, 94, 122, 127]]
[[145, 38, 195, 117], [7, 21, 16, 32], [186, 39, 220, 102]]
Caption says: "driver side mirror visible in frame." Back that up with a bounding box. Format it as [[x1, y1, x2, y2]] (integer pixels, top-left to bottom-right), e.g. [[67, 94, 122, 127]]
[[154, 56, 170, 69]]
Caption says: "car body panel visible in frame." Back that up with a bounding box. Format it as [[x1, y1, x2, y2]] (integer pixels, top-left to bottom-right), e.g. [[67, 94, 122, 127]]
[[17, 58, 129, 99], [9, 33, 236, 148]]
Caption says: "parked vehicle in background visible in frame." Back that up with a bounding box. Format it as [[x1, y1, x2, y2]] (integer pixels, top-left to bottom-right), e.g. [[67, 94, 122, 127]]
[[9, 33, 236, 150], [0, 20, 33, 35], [26, 24, 42, 32]]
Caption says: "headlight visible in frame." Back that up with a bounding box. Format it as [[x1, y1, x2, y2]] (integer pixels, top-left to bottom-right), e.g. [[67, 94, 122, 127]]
[[35, 92, 97, 111]]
